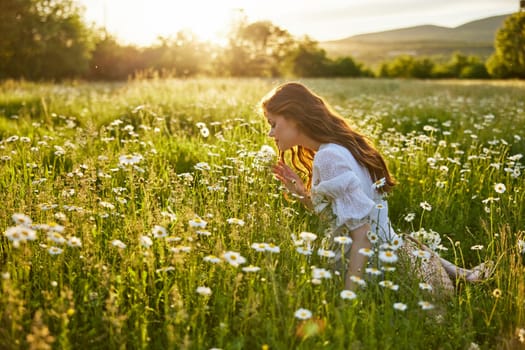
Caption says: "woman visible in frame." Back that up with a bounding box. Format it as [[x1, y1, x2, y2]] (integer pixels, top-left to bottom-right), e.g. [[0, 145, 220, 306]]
[[260, 82, 492, 292]]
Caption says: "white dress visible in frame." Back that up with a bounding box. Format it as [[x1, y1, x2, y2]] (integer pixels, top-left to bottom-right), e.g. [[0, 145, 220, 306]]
[[311, 143, 399, 245], [311, 143, 454, 294]]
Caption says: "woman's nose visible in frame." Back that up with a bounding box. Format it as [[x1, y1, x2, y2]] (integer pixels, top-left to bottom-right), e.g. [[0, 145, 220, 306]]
[[268, 129, 274, 137]]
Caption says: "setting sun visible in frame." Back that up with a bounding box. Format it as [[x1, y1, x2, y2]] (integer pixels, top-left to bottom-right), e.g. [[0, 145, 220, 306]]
[[80, 0, 257, 46]]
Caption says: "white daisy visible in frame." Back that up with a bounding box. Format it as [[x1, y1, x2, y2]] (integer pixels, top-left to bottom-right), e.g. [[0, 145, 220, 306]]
[[358, 248, 374, 257], [196, 286, 212, 296], [334, 236, 353, 245], [494, 183, 506, 194], [294, 308, 312, 320], [152, 225, 168, 238], [340, 290, 357, 300], [111, 239, 127, 249], [140, 235, 153, 248], [418, 301, 435, 310], [222, 251, 246, 267], [393, 302, 408, 311], [379, 250, 398, 264]]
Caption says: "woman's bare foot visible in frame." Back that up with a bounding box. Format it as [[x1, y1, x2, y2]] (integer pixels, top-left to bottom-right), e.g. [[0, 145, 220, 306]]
[[465, 261, 495, 282]]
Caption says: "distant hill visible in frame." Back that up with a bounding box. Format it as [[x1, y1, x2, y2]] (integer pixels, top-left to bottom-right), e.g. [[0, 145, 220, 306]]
[[320, 14, 511, 66]]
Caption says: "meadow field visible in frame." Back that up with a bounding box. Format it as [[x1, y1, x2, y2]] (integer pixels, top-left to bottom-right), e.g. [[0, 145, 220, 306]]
[[1, 78, 524, 349]]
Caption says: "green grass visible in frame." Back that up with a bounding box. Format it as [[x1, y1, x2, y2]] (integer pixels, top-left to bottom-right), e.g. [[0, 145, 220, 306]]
[[1, 78, 524, 349]]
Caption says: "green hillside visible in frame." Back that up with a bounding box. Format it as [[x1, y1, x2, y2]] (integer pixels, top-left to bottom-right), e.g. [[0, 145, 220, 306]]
[[320, 14, 512, 66]]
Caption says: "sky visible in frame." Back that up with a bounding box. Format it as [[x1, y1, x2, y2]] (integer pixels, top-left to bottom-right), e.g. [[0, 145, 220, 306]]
[[78, 0, 519, 46]]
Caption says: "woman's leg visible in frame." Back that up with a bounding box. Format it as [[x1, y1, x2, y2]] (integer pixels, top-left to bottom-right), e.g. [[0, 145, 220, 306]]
[[439, 257, 494, 282]]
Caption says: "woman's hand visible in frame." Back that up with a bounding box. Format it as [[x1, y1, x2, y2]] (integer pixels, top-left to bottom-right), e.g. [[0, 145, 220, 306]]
[[271, 160, 307, 198]]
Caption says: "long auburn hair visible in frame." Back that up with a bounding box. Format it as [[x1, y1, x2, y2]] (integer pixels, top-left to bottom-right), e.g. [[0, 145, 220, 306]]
[[260, 82, 395, 193]]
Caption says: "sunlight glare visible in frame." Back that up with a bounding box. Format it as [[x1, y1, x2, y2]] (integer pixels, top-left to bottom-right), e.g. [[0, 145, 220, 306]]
[[82, 0, 254, 46]]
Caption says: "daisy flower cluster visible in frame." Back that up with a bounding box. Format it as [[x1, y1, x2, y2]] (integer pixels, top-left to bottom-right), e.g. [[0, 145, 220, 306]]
[[4, 213, 82, 254]]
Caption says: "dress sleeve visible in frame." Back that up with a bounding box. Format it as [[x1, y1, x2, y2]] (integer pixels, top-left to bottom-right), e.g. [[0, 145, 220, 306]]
[[313, 147, 375, 229]]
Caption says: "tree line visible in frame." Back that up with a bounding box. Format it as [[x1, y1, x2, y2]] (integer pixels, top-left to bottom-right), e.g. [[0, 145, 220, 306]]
[[1, 0, 524, 81]]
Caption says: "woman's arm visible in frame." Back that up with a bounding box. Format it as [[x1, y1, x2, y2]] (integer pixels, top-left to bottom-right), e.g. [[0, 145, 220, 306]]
[[345, 223, 372, 291]]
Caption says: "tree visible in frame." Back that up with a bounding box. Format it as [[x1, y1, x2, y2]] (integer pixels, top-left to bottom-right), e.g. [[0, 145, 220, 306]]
[[285, 37, 331, 77], [487, 12, 525, 78], [0, 0, 93, 80], [220, 15, 294, 77]]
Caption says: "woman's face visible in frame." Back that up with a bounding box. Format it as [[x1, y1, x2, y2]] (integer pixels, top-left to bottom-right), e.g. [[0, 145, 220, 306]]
[[266, 113, 302, 151]]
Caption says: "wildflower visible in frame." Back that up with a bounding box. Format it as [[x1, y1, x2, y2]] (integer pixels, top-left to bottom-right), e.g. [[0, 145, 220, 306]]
[[379, 250, 398, 264], [420, 201, 432, 211], [111, 239, 127, 249], [365, 267, 382, 276], [170, 245, 191, 253], [372, 177, 386, 189], [67, 236, 82, 248], [358, 248, 374, 257], [390, 236, 404, 250], [296, 247, 313, 255], [317, 249, 336, 258], [494, 183, 506, 194], [251, 243, 268, 252], [99, 201, 115, 210], [255, 145, 277, 165], [294, 308, 312, 320], [349, 275, 367, 287], [194, 162, 211, 171], [412, 249, 431, 259], [140, 235, 153, 248], [12, 213, 32, 226], [161, 210, 177, 222], [47, 222, 65, 233], [227, 218, 245, 226], [379, 280, 399, 291], [393, 302, 407, 311], [48, 246, 64, 255], [119, 154, 142, 166], [334, 236, 352, 245], [404, 213, 415, 222], [265, 243, 280, 253], [47, 232, 66, 245], [375, 203, 385, 210], [196, 286, 212, 296], [4, 226, 36, 248], [517, 328, 525, 343], [367, 231, 379, 244], [222, 251, 246, 267], [492, 288, 502, 298], [312, 268, 332, 280], [382, 266, 396, 272], [419, 282, 433, 291], [203, 255, 221, 264], [418, 301, 435, 310], [2, 272, 10, 280], [200, 127, 210, 138], [340, 290, 357, 300], [242, 265, 261, 273], [152, 225, 167, 238], [518, 240, 525, 254], [470, 245, 484, 251], [299, 231, 317, 242], [189, 217, 207, 228]]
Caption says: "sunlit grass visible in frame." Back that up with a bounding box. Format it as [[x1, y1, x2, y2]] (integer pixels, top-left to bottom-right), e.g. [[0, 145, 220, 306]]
[[1, 78, 524, 349]]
